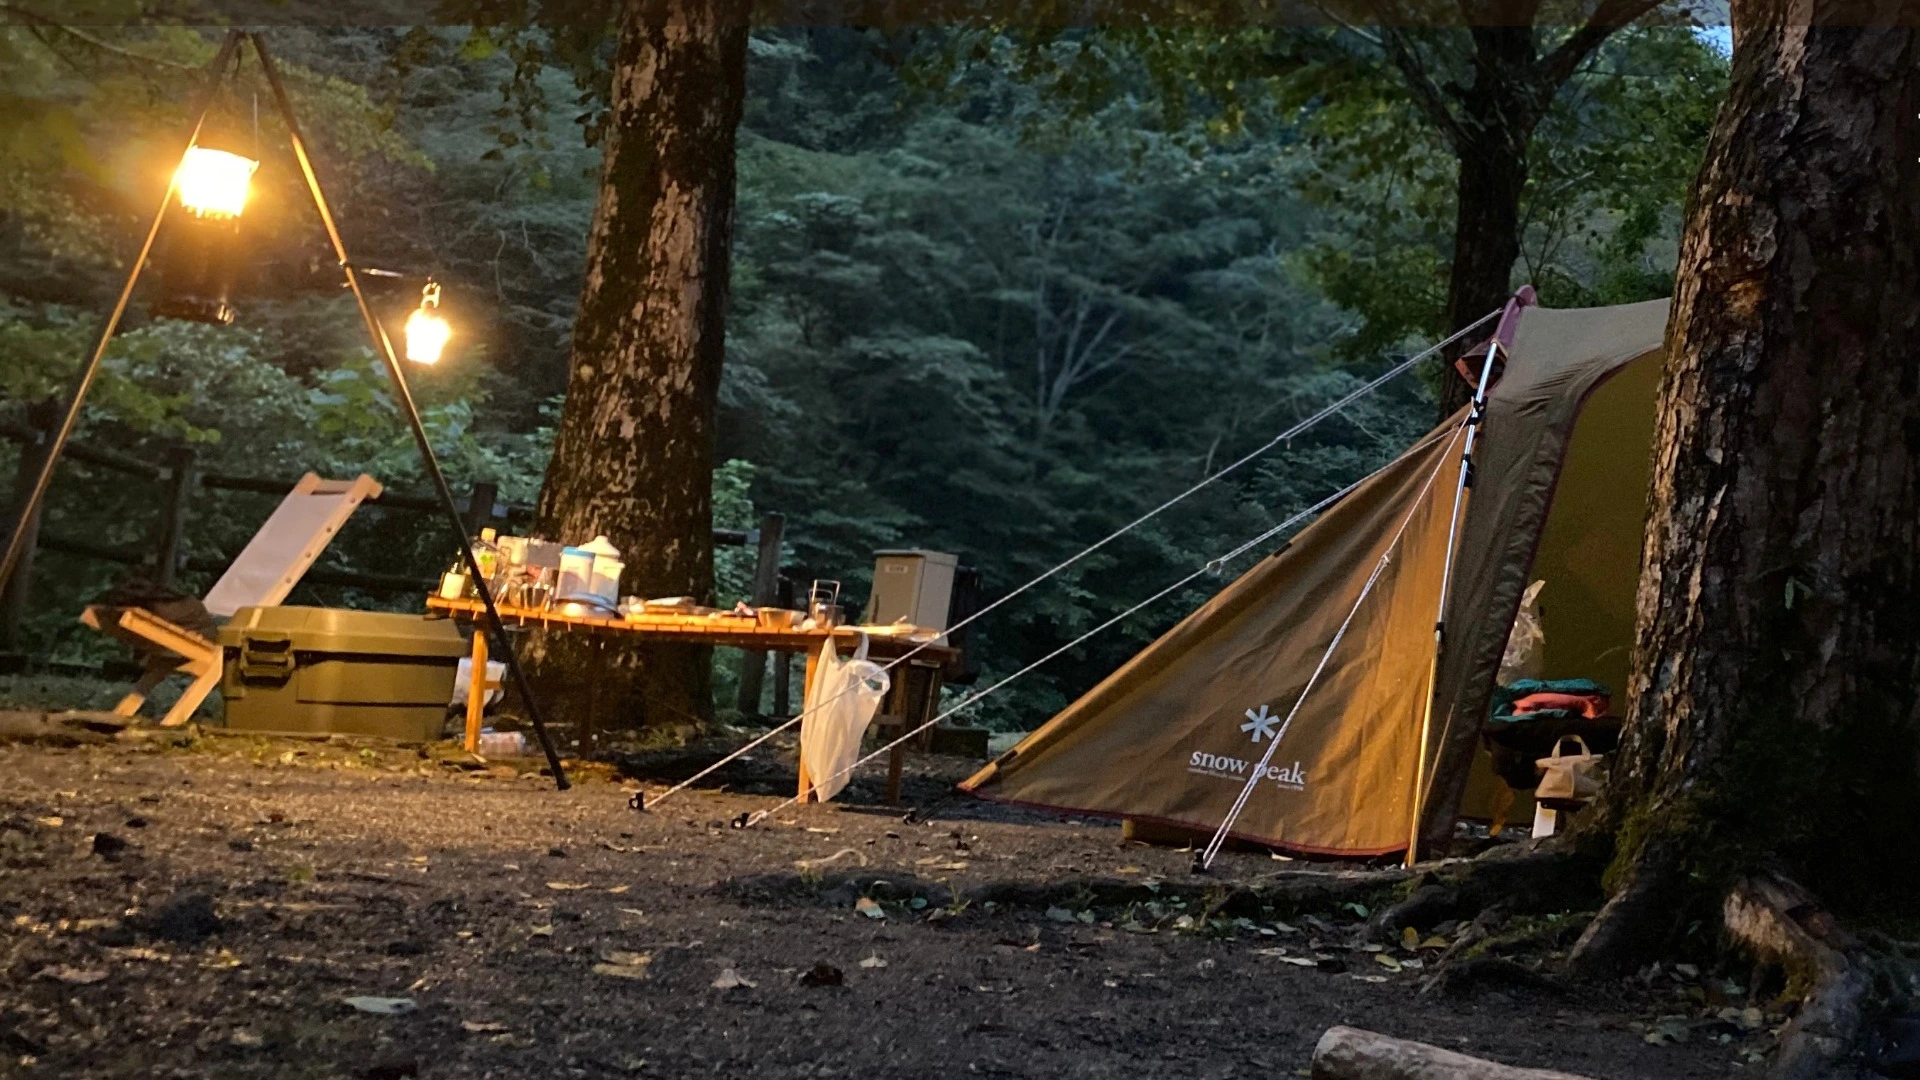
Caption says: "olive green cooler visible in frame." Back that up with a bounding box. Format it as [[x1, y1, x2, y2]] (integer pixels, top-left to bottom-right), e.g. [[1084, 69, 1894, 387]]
[[218, 606, 465, 740]]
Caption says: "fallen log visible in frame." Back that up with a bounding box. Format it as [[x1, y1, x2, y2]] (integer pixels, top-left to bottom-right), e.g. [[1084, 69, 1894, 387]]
[[1311, 1026, 1597, 1080]]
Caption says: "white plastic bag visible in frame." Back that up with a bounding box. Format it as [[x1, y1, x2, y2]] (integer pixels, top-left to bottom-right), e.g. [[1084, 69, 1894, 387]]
[[1499, 579, 1547, 684], [451, 657, 506, 707], [799, 634, 891, 802]]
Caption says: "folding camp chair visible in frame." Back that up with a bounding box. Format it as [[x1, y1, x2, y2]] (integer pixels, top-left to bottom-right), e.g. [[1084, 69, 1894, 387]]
[[80, 472, 383, 727]]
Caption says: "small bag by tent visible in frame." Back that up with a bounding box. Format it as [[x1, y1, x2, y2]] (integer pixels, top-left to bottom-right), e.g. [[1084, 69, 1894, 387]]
[[960, 298, 1670, 857]]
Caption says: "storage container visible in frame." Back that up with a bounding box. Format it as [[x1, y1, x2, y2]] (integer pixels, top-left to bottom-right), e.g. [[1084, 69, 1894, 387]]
[[218, 606, 467, 740]]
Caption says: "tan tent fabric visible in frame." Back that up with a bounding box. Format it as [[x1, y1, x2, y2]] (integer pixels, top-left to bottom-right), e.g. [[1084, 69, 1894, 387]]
[[964, 300, 1671, 857]]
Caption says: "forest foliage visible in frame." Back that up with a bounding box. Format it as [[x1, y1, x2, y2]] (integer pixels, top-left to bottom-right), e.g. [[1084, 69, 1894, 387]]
[[0, 17, 1724, 727]]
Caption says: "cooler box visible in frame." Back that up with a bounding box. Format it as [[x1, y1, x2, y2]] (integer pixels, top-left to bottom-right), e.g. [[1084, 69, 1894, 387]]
[[218, 606, 466, 740]]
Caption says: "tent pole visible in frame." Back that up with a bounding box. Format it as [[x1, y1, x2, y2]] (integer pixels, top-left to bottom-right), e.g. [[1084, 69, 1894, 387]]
[[1406, 336, 1503, 867], [0, 31, 244, 601], [249, 32, 569, 790]]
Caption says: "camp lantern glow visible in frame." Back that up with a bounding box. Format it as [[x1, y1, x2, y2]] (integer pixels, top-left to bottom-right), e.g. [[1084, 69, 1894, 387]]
[[174, 145, 257, 218], [404, 281, 450, 364]]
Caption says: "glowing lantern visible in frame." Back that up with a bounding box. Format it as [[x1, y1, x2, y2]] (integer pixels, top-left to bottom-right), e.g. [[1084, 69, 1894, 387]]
[[174, 144, 258, 218], [151, 140, 256, 325], [404, 281, 450, 364]]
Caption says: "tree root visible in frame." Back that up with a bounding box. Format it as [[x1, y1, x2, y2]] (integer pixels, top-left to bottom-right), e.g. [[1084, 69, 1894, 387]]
[[1372, 839, 1605, 940], [1721, 872, 1873, 1080]]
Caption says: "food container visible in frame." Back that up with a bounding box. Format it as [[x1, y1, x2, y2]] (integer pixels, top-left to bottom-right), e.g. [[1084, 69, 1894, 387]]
[[557, 546, 594, 598], [756, 608, 804, 631], [588, 557, 624, 605]]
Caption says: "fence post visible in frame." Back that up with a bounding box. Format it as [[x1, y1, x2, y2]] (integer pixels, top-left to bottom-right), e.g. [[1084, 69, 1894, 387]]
[[734, 512, 785, 715], [769, 574, 796, 719], [0, 406, 53, 655], [464, 481, 499, 536], [151, 445, 195, 588]]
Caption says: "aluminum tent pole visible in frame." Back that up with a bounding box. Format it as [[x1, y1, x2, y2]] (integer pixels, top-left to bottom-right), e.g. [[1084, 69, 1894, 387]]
[[250, 32, 568, 789], [1404, 287, 1533, 865], [0, 30, 245, 600]]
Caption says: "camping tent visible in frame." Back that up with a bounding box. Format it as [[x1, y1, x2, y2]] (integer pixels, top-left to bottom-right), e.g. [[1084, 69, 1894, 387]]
[[960, 298, 1670, 857]]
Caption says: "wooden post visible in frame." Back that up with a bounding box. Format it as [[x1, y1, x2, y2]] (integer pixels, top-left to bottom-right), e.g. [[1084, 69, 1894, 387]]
[[734, 512, 784, 714], [151, 446, 194, 588], [464, 481, 499, 536], [770, 575, 795, 718], [0, 405, 53, 654]]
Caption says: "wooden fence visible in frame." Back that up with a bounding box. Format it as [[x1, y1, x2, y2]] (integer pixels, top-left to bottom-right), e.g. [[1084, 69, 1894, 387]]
[[0, 412, 797, 713]]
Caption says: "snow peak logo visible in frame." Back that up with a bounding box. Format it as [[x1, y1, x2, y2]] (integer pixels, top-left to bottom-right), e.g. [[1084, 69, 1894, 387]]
[[1186, 751, 1308, 791]]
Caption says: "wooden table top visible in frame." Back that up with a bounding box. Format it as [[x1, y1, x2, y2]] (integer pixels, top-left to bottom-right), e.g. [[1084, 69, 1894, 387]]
[[424, 595, 957, 660]]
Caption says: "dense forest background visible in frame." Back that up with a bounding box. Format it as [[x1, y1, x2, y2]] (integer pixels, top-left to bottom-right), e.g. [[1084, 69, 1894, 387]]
[[0, 20, 1725, 728]]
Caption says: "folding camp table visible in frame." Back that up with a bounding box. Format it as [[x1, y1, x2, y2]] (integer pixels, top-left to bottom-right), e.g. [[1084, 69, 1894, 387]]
[[424, 596, 955, 802]]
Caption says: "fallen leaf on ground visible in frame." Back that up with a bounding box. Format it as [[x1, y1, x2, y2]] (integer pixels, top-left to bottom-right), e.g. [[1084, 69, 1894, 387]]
[[1644, 1016, 1692, 1045], [105, 947, 168, 962], [36, 965, 106, 985], [529, 925, 554, 937], [546, 882, 590, 891], [1274, 956, 1318, 967], [1115, 866, 1142, 874], [1401, 926, 1421, 950], [1372, 954, 1402, 972], [343, 996, 417, 1015], [230, 1030, 263, 1048], [1269, 920, 1300, 934], [1419, 935, 1450, 949], [712, 968, 757, 989], [858, 955, 887, 969], [203, 949, 243, 969], [460, 1021, 507, 1034], [34, 816, 62, 828], [593, 951, 653, 980], [1349, 974, 1389, 984], [854, 897, 886, 920], [607, 885, 630, 894]]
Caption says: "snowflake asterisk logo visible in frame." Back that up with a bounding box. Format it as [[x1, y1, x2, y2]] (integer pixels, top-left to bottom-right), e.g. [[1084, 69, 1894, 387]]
[[1241, 705, 1278, 744]]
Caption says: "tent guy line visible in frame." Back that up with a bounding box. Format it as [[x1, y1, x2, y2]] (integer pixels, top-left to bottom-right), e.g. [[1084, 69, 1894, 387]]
[[1199, 420, 1466, 870], [741, 472, 1385, 830], [639, 306, 1506, 813]]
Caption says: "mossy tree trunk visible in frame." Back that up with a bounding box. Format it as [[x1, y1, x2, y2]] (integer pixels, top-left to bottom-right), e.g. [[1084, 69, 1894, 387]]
[[1570, 5, 1920, 976], [526, 0, 750, 732]]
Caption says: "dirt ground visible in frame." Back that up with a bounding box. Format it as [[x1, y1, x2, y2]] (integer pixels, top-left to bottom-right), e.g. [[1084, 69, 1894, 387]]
[[0, 729, 1761, 1080]]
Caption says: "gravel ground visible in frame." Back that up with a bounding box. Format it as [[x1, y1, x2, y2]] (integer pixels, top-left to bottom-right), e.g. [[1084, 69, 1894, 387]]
[[0, 733, 1756, 1080]]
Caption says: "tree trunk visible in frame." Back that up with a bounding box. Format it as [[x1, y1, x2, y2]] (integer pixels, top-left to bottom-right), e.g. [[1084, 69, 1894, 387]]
[[1431, 21, 1541, 419], [527, 0, 750, 733], [1570, 7, 1920, 977]]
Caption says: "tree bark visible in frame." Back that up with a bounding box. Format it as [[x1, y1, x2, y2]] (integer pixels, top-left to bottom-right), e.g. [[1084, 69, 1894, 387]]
[[527, 0, 750, 732], [1570, 6, 1920, 976], [1433, 24, 1538, 418]]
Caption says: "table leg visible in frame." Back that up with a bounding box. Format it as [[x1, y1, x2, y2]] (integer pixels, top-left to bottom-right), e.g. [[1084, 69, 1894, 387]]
[[465, 629, 488, 753], [796, 645, 822, 803]]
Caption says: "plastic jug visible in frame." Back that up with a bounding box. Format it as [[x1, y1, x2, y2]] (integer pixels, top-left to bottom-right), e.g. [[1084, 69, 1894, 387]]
[[583, 535, 624, 604]]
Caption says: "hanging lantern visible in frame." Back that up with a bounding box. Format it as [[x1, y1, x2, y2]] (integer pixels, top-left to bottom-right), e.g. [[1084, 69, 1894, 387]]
[[150, 127, 258, 325], [174, 144, 257, 219], [404, 280, 450, 364]]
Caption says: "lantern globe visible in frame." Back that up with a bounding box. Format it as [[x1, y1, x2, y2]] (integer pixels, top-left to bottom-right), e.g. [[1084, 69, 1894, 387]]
[[175, 145, 257, 219], [404, 282, 450, 364]]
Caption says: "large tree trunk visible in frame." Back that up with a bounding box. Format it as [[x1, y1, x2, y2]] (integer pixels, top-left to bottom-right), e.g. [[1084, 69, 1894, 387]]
[[1429, 23, 1542, 419], [526, 0, 750, 733], [1570, 7, 1920, 977]]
